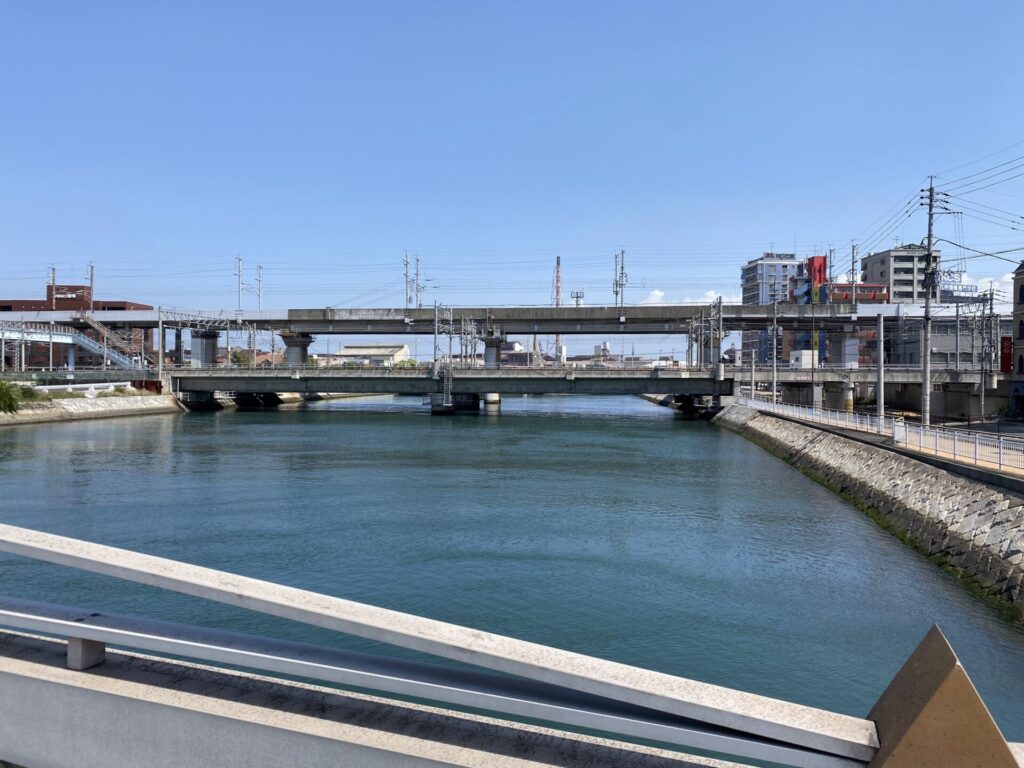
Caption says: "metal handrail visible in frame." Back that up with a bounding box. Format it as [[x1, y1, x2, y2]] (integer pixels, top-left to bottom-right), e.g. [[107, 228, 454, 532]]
[[737, 397, 1024, 474], [0, 523, 877, 768]]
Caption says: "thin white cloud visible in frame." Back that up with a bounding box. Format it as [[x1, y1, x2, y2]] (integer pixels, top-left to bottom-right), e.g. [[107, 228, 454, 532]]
[[641, 289, 666, 304], [681, 289, 743, 305]]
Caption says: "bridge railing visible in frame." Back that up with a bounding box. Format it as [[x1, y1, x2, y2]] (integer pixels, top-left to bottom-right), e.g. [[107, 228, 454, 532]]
[[0, 523, 878, 768], [737, 397, 1024, 474]]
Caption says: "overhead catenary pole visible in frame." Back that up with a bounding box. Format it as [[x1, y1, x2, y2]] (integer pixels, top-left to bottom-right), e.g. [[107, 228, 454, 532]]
[[403, 253, 411, 312], [771, 294, 778, 403], [749, 346, 756, 400], [877, 313, 885, 428], [922, 177, 935, 426], [88, 262, 95, 313], [157, 307, 164, 380], [955, 303, 960, 371]]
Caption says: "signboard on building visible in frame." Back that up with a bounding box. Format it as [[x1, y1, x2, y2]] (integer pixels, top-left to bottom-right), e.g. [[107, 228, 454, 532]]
[[1001, 336, 1013, 374]]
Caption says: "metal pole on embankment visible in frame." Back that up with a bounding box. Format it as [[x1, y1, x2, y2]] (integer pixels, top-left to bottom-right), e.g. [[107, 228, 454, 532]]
[[877, 313, 885, 431]]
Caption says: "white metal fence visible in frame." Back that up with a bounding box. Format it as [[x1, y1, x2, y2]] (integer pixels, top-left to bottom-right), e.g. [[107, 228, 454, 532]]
[[736, 396, 1024, 474]]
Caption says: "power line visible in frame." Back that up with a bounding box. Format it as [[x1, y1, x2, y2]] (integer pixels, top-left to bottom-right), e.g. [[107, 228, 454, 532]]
[[940, 160, 1024, 194], [935, 139, 1024, 177], [947, 168, 1024, 196], [941, 193, 1024, 222], [937, 152, 1024, 187]]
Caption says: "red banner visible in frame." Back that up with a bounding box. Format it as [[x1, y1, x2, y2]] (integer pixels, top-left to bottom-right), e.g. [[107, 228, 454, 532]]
[[1001, 335, 1012, 373]]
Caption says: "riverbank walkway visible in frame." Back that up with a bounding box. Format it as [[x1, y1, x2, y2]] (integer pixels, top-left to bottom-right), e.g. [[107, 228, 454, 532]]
[[738, 397, 1024, 481]]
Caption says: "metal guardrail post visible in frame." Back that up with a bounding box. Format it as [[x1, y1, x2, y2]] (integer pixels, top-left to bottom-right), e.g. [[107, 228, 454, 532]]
[[998, 437, 1004, 470], [67, 636, 105, 670]]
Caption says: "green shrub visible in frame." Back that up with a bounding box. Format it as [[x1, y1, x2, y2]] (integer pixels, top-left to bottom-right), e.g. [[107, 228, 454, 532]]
[[0, 381, 20, 414]]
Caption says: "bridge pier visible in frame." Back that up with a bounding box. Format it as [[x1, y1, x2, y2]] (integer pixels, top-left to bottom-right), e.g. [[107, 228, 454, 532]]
[[65, 345, 75, 371], [281, 332, 314, 367], [482, 336, 503, 413], [191, 330, 219, 368], [174, 328, 184, 366]]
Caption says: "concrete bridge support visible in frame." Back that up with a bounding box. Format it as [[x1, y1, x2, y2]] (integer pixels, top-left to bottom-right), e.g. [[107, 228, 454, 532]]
[[174, 328, 184, 366], [281, 333, 314, 367], [65, 345, 75, 371], [482, 336, 502, 413], [190, 330, 219, 368]]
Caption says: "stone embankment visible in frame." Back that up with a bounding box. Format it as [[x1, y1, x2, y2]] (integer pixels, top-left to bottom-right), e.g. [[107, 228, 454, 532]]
[[0, 395, 181, 427], [715, 404, 1024, 617]]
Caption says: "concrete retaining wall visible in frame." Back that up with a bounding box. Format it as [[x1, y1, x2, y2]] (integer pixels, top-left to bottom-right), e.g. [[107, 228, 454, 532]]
[[0, 394, 181, 427], [714, 405, 1024, 615]]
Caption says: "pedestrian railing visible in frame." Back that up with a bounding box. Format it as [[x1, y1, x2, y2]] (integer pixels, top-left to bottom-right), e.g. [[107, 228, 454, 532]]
[[737, 397, 1024, 474]]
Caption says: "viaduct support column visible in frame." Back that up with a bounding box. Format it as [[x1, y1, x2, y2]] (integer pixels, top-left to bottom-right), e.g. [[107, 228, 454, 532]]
[[191, 330, 219, 368], [66, 345, 75, 371], [482, 336, 502, 413], [281, 332, 314, 367], [843, 381, 854, 414], [174, 328, 184, 366]]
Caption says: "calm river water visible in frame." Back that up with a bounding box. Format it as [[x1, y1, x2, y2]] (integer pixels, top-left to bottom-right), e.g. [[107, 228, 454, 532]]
[[0, 395, 1021, 738]]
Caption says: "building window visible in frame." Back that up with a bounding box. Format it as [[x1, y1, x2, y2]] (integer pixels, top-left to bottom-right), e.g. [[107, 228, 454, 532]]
[[1019, 283, 1024, 304], [1018, 355, 1023, 374], [1019, 320, 1024, 339]]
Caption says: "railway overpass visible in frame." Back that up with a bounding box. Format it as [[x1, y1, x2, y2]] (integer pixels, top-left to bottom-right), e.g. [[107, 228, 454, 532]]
[[0, 302, 925, 336]]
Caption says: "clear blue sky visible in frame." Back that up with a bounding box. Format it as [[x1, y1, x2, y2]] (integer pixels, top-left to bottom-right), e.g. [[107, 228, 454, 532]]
[[2, 1, 1023, 355]]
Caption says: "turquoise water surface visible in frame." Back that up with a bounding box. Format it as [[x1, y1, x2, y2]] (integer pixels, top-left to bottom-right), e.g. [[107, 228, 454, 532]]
[[0, 395, 1021, 739]]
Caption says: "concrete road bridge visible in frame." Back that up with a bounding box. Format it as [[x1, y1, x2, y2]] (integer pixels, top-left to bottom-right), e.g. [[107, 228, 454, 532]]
[[0, 363, 1005, 417]]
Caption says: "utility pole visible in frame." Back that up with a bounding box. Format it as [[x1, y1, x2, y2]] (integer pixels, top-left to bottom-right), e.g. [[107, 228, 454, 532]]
[[552, 256, 563, 360], [88, 262, 95, 312], [256, 265, 264, 310], [749, 346, 756, 401], [877, 313, 885, 426], [922, 177, 936, 426], [612, 250, 627, 307], [235, 256, 243, 316], [850, 242, 858, 309], [157, 307, 164, 380], [771, 291, 778, 403], [571, 290, 584, 308], [403, 253, 411, 312], [718, 297, 723, 362], [810, 301, 817, 410], [49, 266, 56, 311], [413, 257, 424, 309], [955, 303, 960, 371]]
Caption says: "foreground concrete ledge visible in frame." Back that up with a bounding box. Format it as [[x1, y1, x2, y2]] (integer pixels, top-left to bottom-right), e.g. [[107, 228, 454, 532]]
[[0, 631, 750, 768], [0, 522, 878, 761]]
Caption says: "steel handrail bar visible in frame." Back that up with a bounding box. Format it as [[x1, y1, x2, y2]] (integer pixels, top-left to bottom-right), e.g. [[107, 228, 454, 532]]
[[0, 595, 861, 768], [737, 397, 1024, 473], [0, 523, 877, 763]]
